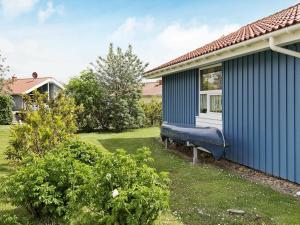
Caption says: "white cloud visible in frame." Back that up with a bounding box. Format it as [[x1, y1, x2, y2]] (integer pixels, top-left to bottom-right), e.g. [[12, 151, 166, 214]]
[[0, 16, 240, 83], [111, 17, 155, 40], [37, 1, 63, 24], [110, 17, 240, 69], [157, 23, 239, 53], [0, 26, 92, 82], [0, 0, 38, 18]]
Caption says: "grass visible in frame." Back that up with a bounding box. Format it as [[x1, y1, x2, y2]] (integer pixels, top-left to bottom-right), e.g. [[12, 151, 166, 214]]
[[1, 126, 300, 224]]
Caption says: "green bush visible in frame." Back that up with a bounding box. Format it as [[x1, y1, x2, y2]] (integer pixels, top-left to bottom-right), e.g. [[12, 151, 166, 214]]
[[71, 147, 170, 225], [0, 140, 99, 223], [6, 91, 79, 162], [0, 215, 23, 225], [52, 139, 103, 166], [0, 95, 13, 125], [65, 70, 104, 132], [141, 98, 162, 127]]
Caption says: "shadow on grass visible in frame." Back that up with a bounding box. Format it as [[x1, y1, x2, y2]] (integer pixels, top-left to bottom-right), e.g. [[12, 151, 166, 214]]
[[98, 137, 188, 172]]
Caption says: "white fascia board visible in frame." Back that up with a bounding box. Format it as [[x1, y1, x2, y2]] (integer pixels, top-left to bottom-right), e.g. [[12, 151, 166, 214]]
[[145, 23, 300, 78], [24, 78, 65, 94]]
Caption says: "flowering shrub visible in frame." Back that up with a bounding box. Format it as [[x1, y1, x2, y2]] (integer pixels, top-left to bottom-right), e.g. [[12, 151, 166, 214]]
[[71, 147, 170, 225], [0, 140, 100, 223]]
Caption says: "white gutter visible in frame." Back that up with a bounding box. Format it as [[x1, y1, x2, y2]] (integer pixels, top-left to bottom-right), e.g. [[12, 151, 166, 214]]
[[145, 23, 300, 78], [269, 36, 300, 58]]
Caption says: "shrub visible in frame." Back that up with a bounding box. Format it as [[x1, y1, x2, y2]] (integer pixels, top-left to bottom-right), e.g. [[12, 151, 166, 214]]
[[141, 98, 162, 127], [0, 140, 99, 223], [0, 215, 23, 225], [71, 147, 170, 225], [52, 139, 103, 166], [0, 95, 13, 125], [6, 91, 79, 161]]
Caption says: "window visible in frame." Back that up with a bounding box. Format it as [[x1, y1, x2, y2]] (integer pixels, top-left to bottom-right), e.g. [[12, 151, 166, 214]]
[[199, 66, 222, 114]]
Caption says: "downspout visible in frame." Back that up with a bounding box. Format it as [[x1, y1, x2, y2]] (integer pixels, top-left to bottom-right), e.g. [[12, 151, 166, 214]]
[[269, 37, 300, 58]]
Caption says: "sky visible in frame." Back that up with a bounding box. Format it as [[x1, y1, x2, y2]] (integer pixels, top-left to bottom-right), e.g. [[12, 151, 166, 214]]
[[0, 0, 299, 82]]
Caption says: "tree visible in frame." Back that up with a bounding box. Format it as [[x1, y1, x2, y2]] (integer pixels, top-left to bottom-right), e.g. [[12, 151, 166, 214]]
[[0, 53, 9, 94], [0, 95, 13, 125], [6, 91, 79, 161], [91, 44, 147, 131], [66, 70, 105, 131]]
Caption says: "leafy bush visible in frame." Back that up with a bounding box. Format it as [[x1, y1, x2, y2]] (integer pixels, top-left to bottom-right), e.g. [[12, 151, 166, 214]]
[[6, 91, 79, 161], [52, 139, 103, 166], [71, 147, 170, 225], [141, 98, 162, 127], [0, 140, 100, 223], [0, 95, 13, 125], [0, 215, 23, 225], [65, 70, 104, 132]]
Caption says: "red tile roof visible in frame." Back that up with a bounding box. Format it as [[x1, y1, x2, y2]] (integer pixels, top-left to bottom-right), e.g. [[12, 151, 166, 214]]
[[4, 77, 51, 95], [147, 3, 300, 74], [142, 81, 162, 96]]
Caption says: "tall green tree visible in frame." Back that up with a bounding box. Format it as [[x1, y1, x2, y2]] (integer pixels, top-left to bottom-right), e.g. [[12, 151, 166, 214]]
[[91, 44, 147, 131], [66, 70, 106, 131]]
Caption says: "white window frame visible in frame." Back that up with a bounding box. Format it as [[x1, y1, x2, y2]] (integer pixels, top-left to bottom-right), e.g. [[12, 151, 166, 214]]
[[196, 65, 222, 130]]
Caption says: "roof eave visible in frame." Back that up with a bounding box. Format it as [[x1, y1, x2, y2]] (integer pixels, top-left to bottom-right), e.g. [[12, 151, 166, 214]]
[[23, 78, 65, 94], [145, 23, 300, 78]]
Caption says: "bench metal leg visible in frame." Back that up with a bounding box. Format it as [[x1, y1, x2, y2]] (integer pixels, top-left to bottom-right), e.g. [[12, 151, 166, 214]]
[[193, 147, 198, 164], [164, 138, 168, 149]]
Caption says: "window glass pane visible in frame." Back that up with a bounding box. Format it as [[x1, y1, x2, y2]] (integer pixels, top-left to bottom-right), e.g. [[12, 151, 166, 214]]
[[200, 70, 222, 91], [210, 95, 222, 113], [200, 94, 207, 113]]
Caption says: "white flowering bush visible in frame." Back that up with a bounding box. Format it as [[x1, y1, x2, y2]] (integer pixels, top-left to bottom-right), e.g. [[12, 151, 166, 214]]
[[71, 147, 170, 225]]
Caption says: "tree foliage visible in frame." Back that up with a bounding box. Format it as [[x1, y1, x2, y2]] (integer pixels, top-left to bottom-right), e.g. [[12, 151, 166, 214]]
[[71, 147, 170, 225], [65, 70, 104, 131], [141, 98, 162, 127], [1, 140, 99, 223], [0, 53, 9, 93], [1, 143, 170, 225], [0, 95, 13, 125], [91, 44, 147, 131], [6, 91, 79, 161]]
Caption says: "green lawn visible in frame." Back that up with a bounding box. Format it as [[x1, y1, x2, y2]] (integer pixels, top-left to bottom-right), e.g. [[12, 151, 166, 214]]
[[1, 126, 300, 224]]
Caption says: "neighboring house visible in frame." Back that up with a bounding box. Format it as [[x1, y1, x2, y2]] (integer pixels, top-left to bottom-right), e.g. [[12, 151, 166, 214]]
[[4, 73, 64, 113], [142, 80, 162, 102], [145, 3, 300, 184]]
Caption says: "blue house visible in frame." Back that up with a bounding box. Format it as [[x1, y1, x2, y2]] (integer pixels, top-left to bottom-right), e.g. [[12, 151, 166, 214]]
[[145, 4, 300, 184]]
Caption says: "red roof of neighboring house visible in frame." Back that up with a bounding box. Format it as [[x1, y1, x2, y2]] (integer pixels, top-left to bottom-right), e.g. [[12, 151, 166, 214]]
[[4, 77, 58, 95], [147, 3, 300, 73], [142, 81, 162, 96]]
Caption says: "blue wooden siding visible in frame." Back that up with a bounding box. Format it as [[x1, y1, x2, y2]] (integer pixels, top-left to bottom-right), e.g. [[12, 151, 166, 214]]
[[223, 43, 300, 183], [162, 69, 199, 126]]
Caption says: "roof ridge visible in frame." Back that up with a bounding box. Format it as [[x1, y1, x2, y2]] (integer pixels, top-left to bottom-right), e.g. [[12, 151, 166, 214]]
[[10, 77, 53, 80]]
